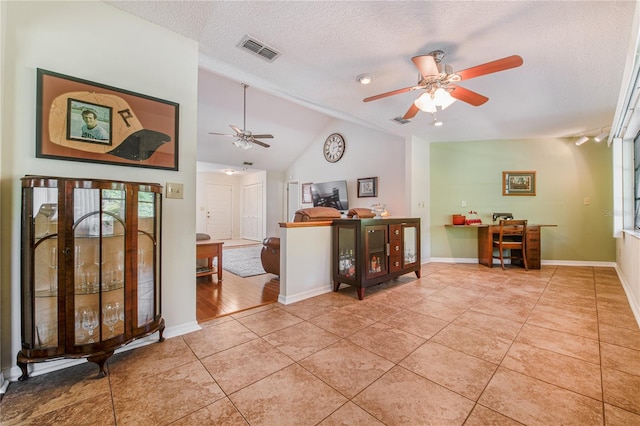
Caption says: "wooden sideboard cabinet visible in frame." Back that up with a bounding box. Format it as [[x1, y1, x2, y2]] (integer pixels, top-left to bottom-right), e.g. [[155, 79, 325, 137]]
[[332, 218, 421, 300], [18, 176, 164, 380]]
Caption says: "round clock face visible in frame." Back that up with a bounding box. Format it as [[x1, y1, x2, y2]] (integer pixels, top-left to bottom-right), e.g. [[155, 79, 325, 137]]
[[323, 133, 345, 163]]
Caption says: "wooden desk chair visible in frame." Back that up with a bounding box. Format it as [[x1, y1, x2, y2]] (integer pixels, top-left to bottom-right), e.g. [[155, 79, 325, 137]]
[[493, 219, 528, 270]]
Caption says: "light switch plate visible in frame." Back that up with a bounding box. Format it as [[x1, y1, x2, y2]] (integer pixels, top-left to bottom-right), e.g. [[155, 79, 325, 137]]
[[166, 182, 184, 199]]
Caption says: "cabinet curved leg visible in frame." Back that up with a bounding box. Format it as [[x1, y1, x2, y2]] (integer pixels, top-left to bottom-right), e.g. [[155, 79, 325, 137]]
[[158, 320, 166, 343], [357, 288, 365, 300], [88, 351, 114, 379], [17, 353, 29, 381], [333, 281, 341, 292]]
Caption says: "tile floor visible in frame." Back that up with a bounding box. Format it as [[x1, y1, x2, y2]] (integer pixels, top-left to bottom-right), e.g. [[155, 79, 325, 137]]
[[2, 263, 640, 425]]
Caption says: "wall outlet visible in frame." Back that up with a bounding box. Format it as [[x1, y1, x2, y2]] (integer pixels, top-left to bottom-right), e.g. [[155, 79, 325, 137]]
[[583, 197, 590, 206], [461, 200, 466, 207]]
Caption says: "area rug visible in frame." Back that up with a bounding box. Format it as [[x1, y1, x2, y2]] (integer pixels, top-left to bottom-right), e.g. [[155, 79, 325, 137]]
[[222, 245, 267, 277]]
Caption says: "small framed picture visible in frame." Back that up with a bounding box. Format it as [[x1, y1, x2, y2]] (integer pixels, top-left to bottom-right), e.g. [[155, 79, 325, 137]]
[[357, 177, 378, 198], [503, 171, 536, 196], [301, 182, 313, 204]]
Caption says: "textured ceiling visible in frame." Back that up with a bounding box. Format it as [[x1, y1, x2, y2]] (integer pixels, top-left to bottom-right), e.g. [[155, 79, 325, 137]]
[[105, 1, 636, 172]]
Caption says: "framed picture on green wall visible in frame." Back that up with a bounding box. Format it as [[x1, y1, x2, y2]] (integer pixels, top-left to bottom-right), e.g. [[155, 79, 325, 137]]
[[503, 171, 536, 196]]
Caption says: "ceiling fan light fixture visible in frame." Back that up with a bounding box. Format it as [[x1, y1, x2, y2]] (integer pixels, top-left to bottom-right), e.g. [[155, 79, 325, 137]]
[[414, 92, 437, 113], [575, 136, 589, 146], [224, 169, 236, 175], [357, 74, 372, 85], [433, 88, 456, 110], [233, 139, 253, 150], [594, 131, 609, 143]]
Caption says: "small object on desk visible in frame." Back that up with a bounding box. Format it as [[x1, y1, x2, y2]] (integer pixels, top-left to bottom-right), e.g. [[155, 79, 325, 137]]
[[492, 212, 513, 222], [465, 211, 482, 225], [452, 214, 466, 225]]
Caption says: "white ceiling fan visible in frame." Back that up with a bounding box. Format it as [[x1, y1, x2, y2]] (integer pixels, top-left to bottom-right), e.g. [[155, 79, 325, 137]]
[[209, 83, 273, 149]]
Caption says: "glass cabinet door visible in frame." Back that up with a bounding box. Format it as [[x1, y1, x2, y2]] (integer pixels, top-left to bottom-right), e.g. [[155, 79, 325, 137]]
[[337, 225, 356, 278], [27, 186, 60, 350], [72, 186, 126, 345], [403, 225, 418, 267], [136, 189, 160, 328], [365, 225, 387, 278]]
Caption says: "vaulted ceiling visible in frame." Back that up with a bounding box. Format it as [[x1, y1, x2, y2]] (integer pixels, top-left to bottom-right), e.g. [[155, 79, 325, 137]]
[[106, 1, 636, 172]]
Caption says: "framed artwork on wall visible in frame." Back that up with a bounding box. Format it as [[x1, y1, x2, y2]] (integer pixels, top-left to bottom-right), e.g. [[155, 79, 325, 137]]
[[302, 182, 313, 203], [36, 68, 179, 170], [357, 177, 378, 197], [503, 171, 536, 196]]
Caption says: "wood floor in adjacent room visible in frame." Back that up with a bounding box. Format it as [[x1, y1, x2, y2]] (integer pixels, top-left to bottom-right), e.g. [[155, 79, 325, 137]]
[[196, 240, 280, 322]]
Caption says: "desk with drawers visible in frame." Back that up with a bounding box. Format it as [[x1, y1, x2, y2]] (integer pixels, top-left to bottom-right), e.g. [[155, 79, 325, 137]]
[[445, 224, 556, 269]]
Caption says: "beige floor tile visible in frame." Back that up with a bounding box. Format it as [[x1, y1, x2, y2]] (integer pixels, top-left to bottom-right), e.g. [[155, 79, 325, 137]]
[[604, 403, 640, 425], [19, 392, 116, 426], [479, 367, 603, 425], [229, 364, 347, 425], [598, 306, 640, 330], [346, 321, 426, 363], [230, 302, 278, 319], [602, 367, 640, 415], [107, 336, 197, 379], [400, 341, 497, 400], [600, 341, 640, 376], [599, 323, 640, 351], [464, 404, 524, 425], [501, 342, 602, 400], [201, 338, 293, 394], [308, 309, 374, 338], [182, 318, 258, 358], [408, 298, 468, 322], [262, 321, 340, 361], [426, 286, 482, 310], [353, 366, 474, 425], [454, 310, 522, 340], [279, 298, 340, 320], [468, 297, 534, 323], [111, 359, 225, 425], [526, 307, 599, 340], [317, 401, 385, 425], [0, 362, 111, 425], [299, 339, 394, 398], [339, 299, 401, 322], [431, 323, 512, 364], [236, 307, 303, 336], [381, 309, 449, 339], [515, 323, 600, 364], [170, 397, 249, 425]]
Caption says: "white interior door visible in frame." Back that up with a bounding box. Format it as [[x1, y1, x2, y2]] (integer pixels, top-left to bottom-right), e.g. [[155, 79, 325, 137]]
[[205, 184, 232, 240], [241, 183, 263, 241], [287, 181, 300, 221]]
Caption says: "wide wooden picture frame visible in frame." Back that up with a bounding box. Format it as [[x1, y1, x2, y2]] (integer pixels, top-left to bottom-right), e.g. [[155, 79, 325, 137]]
[[503, 171, 536, 196], [36, 68, 179, 170], [357, 177, 378, 198]]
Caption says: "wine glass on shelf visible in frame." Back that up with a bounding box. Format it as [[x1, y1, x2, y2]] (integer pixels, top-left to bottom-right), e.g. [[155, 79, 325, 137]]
[[103, 303, 118, 337], [81, 308, 99, 343], [49, 246, 58, 294]]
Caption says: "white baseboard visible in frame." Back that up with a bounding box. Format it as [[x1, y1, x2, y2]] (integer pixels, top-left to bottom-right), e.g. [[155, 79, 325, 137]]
[[0, 372, 9, 398], [278, 284, 332, 305], [615, 265, 640, 328], [426, 258, 617, 268]]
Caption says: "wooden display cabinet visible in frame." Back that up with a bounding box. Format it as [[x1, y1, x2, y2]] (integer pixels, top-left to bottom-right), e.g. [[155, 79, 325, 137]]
[[18, 176, 164, 380], [332, 218, 421, 299]]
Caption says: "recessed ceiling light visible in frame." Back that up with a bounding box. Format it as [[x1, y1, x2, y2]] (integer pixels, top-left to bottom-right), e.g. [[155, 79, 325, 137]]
[[357, 74, 372, 85], [224, 169, 236, 175]]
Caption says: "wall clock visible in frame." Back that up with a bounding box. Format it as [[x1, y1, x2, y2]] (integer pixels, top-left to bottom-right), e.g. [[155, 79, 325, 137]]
[[323, 133, 345, 163]]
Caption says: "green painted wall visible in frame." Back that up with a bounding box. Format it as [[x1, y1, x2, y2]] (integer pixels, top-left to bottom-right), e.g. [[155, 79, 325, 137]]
[[430, 138, 615, 262]]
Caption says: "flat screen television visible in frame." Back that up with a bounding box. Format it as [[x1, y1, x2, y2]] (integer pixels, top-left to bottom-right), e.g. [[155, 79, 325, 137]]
[[311, 180, 349, 212]]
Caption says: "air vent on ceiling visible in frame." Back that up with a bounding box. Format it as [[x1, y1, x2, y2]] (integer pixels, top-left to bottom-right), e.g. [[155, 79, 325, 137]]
[[239, 36, 280, 62], [392, 117, 411, 124], [243, 161, 253, 166]]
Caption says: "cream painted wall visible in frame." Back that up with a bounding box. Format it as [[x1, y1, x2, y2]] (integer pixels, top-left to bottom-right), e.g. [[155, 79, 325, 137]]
[[407, 135, 430, 261], [1, 1, 199, 377], [430, 138, 615, 262], [286, 119, 406, 216]]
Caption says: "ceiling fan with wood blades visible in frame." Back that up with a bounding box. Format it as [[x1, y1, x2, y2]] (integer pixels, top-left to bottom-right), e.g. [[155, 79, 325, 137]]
[[363, 50, 523, 120], [209, 83, 273, 149]]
